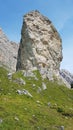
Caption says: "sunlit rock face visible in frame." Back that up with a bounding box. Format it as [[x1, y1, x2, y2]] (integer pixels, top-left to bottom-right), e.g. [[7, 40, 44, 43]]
[[0, 28, 19, 71], [16, 10, 63, 79]]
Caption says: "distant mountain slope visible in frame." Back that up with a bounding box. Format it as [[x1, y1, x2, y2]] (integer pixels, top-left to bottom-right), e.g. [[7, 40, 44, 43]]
[[0, 28, 19, 71], [60, 69, 73, 88]]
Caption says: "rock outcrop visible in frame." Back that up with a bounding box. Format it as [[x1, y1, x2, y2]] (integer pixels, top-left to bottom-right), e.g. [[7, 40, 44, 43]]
[[16, 10, 63, 79], [0, 28, 19, 71]]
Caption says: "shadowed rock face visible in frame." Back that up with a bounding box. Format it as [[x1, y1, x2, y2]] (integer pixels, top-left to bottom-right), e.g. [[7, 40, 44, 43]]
[[16, 10, 63, 79], [0, 28, 19, 71]]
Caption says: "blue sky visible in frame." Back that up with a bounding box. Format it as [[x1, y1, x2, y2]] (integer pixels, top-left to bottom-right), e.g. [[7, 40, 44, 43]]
[[0, 0, 73, 73]]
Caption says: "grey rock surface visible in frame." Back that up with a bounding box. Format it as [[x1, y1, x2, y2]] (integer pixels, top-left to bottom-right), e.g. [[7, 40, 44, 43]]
[[7, 73, 12, 80], [0, 118, 3, 124], [17, 89, 33, 97], [16, 10, 63, 80], [42, 82, 47, 90], [13, 78, 26, 85], [60, 126, 64, 130], [0, 28, 19, 71], [60, 69, 73, 88]]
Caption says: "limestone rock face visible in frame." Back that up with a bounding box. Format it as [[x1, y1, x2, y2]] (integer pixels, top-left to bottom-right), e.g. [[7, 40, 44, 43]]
[[0, 28, 19, 71], [16, 10, 63, 79]]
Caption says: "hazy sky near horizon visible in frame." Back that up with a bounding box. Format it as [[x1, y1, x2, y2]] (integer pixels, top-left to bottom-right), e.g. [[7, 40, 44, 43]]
[[0, 0, 73, 73]]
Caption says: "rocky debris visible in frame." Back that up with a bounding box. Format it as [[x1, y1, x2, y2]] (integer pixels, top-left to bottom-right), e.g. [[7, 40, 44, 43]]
[[37, 87, 42, 93], [13, 78, 26, 85], [0, 28, 19, 71], [0, 118, 3, 124], [24, 108, 27, 111], [60, 69, 73, 88], [47, 102, 51, 106], [36, 100, 40, 103], [32, 114, 35, 117], [60, 126, 64, 130], [42, 82, 47, 90], [32, 84, 36, 87], [23, 70, 36, 77], [14, 116, 19, 121], [37, 83, 47, 93], [17, 89, 33, 97], [7, 73, 12, 80], [23, 70, 39, 81], [16, 10, 63, 80]]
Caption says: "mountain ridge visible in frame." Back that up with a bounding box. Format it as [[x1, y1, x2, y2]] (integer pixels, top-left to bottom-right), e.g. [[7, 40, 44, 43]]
[[0, 28, 19, 71]]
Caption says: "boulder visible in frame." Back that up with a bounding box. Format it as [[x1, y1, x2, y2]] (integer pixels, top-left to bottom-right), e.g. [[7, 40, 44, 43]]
[[42, 82, 47, 90], [13, 78, 26, 85], [17, 89, 33, 97]]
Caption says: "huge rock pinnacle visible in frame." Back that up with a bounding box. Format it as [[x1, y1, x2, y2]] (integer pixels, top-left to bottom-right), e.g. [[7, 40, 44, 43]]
[[16, 10, 63, 79]]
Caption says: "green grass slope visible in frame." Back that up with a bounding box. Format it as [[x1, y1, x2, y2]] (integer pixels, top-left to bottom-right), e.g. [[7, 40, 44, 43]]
[[0, 67, 73, 130]]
